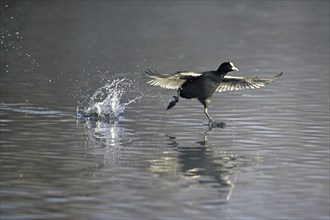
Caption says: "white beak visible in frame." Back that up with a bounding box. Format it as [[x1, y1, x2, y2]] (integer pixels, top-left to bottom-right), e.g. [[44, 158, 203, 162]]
[[232, 66, 239, 71]]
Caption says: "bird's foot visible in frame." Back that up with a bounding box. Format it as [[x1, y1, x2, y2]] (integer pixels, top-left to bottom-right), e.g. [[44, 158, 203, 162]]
[[166, 96, 179, 110], [208, 121, 226, 128]]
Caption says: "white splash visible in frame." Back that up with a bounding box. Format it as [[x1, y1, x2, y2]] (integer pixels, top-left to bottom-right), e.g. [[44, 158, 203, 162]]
[[79, 78, 140, 120]]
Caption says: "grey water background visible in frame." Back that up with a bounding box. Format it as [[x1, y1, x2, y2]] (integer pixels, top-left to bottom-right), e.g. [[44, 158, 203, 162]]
[[1, 1, 329, 220]]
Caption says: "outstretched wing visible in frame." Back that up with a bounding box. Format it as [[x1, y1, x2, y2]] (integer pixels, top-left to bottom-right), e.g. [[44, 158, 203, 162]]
[[144, 69, 201, 90], [217, 72, 283, 92]]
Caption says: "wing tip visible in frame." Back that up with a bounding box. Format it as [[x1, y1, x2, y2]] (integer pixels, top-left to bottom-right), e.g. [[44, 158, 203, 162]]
[[276, 71, 283, 77], [271, 71, 283, 81]]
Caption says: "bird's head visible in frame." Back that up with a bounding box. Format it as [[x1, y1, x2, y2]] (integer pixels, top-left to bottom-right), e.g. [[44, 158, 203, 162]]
[[217, 62, 239, 74]]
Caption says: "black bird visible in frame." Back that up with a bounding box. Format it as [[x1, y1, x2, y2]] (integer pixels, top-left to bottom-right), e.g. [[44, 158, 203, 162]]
[[145, 62, 282, 127]]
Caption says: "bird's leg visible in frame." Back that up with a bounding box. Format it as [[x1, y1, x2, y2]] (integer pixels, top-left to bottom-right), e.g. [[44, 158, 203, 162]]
[[166, 89, 180, 110], [204, 107, 213, 125], [204, 107, 226, 128]]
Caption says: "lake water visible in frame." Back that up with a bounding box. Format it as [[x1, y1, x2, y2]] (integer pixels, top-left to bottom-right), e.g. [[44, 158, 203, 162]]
[[1, 1, 329, 220]]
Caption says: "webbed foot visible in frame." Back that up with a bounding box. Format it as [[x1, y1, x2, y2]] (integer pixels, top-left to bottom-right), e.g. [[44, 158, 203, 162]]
[[208, 121, 226, 128]]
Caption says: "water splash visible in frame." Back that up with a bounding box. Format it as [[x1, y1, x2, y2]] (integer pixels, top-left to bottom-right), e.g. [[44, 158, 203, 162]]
[[77, 78, 140, 121]]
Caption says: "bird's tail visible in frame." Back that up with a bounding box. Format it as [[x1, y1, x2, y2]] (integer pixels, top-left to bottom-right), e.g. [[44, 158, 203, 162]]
[[166, 96, 179, 110]]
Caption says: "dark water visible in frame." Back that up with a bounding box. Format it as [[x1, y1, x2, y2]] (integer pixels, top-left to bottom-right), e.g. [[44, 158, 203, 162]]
[[1, 1, 329, 220]]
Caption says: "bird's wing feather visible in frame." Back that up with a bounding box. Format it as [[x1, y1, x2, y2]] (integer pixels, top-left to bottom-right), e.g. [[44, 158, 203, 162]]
[[217, 72, 283, 92], [144, 69, 201, 90]]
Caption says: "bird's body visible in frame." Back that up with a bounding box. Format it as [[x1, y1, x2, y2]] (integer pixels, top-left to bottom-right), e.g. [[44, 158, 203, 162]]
[[144, 62, 282, 127], [180, 71, 221, 100]]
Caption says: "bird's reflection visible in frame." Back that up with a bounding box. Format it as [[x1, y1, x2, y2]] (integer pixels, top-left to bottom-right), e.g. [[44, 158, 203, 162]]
[[179, 135, 235, 187], [149, 133, 241, 202]]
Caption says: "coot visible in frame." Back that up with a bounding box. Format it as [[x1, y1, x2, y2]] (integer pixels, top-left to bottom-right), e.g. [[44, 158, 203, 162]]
[[145, 62, 282, 127]]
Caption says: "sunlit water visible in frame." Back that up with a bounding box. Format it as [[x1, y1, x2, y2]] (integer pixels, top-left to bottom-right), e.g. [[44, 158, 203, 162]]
[[1, 1, 329, 220]]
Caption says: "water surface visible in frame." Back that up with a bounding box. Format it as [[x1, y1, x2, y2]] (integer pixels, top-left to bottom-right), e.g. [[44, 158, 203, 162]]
[[1, 1, 329, 220]]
